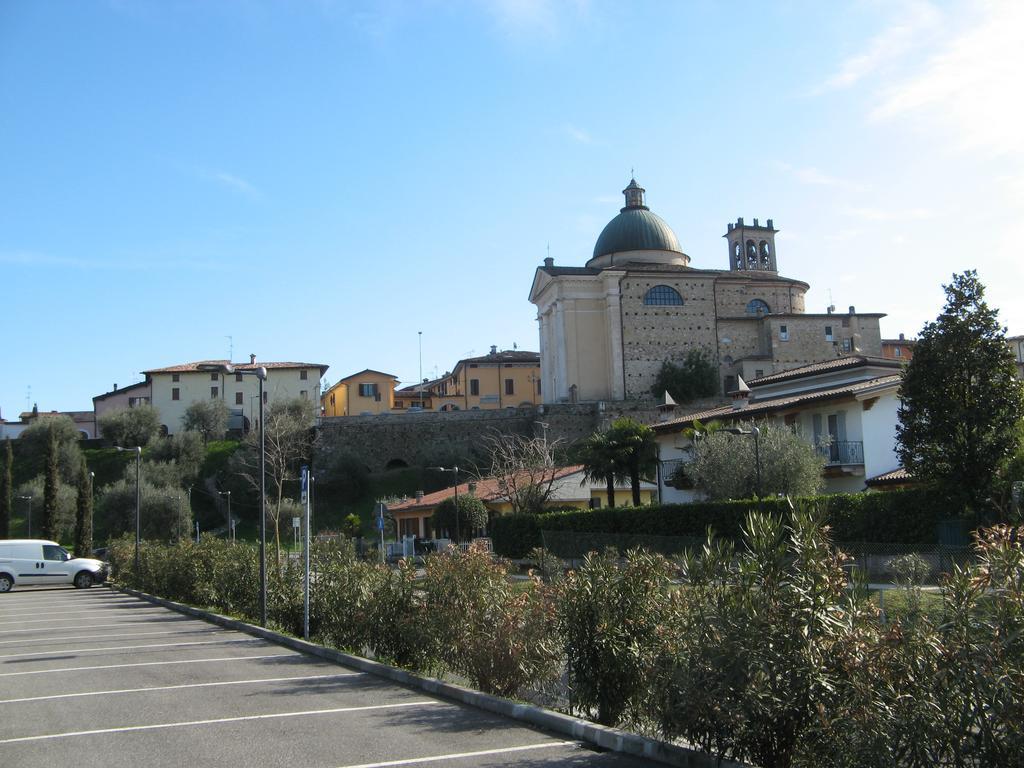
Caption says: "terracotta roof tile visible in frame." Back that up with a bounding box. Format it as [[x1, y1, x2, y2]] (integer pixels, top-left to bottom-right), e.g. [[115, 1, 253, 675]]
[[388, 465, 585, 513], [143, 360, 328, 375]]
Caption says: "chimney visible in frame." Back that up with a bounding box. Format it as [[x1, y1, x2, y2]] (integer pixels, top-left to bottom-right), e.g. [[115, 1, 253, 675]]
[[490, 345, 498, 355], [899, 332, 905, 341], [730, 376, 751, 410], [113, 383, 118, 392], [250, 354, 256, 365], [467, 481, 477, 496], [543, 256, 554, 268], [415, 490, 424, 502], [848, 305, 856, 315]]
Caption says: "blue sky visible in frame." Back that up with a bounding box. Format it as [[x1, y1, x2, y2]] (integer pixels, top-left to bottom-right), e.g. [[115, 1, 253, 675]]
[[2, 0, 1022, 414]]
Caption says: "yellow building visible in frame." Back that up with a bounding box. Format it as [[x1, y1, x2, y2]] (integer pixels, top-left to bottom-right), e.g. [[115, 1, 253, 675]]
[[396, 347, 541, 412], [321, 369, 398, 417], [388, 465, 657, 539]]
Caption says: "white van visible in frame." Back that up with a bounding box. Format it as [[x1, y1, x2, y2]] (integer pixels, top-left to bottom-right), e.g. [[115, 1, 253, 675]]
[[0, 540, 108, 592]]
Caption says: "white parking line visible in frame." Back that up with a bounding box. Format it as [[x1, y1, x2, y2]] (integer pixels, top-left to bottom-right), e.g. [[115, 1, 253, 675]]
[[0, 610, 167, 625], [0, 672, 365, 704], [0, 700, 443, 743], [0, 652, 298, 677], [0, 628, 222, 646], [0, 619, 191, 635], [0, 608, 162, 618], [333, 742, 581, 768], [0, 637, 262, 659]]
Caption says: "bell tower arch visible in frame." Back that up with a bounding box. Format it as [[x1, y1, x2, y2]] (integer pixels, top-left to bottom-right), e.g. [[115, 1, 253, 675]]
[[724, 217, 778, 272]]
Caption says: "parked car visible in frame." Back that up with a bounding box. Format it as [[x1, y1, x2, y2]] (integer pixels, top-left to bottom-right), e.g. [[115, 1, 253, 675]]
[[0, 539, 108, 592]]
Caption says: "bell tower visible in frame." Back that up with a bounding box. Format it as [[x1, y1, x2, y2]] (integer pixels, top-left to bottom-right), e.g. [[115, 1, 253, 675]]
[[724, 217, 778, 272]]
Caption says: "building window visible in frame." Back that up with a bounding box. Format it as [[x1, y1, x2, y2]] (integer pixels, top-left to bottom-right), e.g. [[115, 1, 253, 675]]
[[172, 388, 180, 401], [211, 386, 219, 398], [842, 339, 852, 353], [470, 379, 480, 396], [211, 373, 219, 381], [235, 392, 243, 405], [779, 325, 789, 341], [358, 383, 378, 398], [894, 347, 902, 358], [825, 325, 834, 341], [755, 369, 764, 378], [505, 378, 514, 396], [236, 373, 243, 382], [746, 299, 770, 315], [724, 375, 737, 393], [643, 285, 684, 306], [300, 370, 308, 381], [536, 379, 542, 395], [172, 373, 180, 383], [300, 390, 308, 399]]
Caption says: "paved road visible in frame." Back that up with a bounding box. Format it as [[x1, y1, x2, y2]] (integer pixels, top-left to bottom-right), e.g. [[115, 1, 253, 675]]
[[0, 586, 656, 768]]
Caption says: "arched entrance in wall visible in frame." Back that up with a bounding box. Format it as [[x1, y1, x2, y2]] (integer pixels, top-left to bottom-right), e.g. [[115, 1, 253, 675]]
[[385, 458, 409, 470]]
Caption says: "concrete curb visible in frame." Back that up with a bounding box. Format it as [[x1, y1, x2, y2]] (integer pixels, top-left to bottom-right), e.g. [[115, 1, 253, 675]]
[[112, 585, 746, 768]]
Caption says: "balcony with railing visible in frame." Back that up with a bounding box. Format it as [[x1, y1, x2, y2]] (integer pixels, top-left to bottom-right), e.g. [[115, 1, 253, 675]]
[[816, 440, 864, 466]]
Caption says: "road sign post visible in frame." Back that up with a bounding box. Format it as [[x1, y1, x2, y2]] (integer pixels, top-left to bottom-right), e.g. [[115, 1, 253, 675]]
[[375, 502, 386, 563], [301, 466, 311, 641]]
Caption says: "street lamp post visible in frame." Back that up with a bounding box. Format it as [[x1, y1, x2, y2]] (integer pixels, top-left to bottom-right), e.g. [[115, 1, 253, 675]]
[[116, 446, 142, 572], [427, 466, 460, 545], [89, 471, 96, 548], [17, 495, 32, 537], [199, 362, 268, 626], [218, 491, 232, 542], [724, 426, 762, 499]]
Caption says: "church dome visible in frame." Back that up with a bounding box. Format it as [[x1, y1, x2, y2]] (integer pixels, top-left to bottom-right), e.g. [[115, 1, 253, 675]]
[[587, 179, 688, 268]]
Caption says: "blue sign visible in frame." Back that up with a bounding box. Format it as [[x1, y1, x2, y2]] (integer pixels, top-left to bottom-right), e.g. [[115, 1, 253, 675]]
[[375, 515, 385, 531], [300, 466, 309, 504]]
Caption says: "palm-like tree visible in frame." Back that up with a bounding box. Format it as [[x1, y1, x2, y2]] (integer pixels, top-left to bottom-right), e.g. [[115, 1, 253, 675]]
[[578, 431, 627, 508], [606, 418, 658, 506]]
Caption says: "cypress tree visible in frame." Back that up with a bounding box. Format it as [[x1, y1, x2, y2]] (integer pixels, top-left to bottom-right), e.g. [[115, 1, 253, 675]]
[[74, 456, 93, 557], [0, 438, 11, 538], [897, 271, 1024, 514], [42, 428, 59, 540]]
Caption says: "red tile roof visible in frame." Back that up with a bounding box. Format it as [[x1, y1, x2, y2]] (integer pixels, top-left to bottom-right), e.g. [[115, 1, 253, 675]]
[[143, 360, 328, 375], [388, 465, 585, 513]]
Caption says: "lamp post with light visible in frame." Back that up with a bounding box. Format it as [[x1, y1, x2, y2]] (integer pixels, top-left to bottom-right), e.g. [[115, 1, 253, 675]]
[[198, 362, 268, 626], [218, 490, 233, 542], [115, 446, 142, 572], [17, 495, 32, 537]]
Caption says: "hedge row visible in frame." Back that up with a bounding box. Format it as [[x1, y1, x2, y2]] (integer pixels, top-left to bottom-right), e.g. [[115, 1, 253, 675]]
[[491, 487, 969, 558]]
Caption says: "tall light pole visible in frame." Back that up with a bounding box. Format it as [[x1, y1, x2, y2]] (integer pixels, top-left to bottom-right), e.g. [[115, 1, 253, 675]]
[[116, 446, 142, 572], [418, 331, 423, 409], [89, 471, 96, 548], [427, 466, 460, 544], [17, 495, 32, 537], [199, 362, 268, 626], [218, 490, 232, 541]]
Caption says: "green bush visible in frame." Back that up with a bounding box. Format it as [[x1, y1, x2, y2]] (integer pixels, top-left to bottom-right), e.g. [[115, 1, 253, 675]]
[[490, 514, 542, 558]]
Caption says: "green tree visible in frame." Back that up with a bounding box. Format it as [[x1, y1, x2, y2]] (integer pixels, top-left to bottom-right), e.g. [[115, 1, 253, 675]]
[[341, 513, 362, 538], [577, 430, 625, 508], [42, 430, 59, 539], [897, 271, 1024, 513], [18, 415, 83, 482], [74, 456, 93, 557], [606, 417, 658, 506], [689, 421, 824, 500], [479, 431, 563, 515], [96, 476, 192, 542], [432, 494, 488, 542], [99, 404, 162, 448], [0, 438, 11, 538], [16, 477, 76, 539], [181, 399, 230, 443], [651, 348, 719, 402]]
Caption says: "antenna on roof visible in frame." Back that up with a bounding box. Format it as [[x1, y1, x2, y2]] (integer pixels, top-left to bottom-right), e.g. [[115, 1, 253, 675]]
[[226, 335, 233, 361], [826, 289, 836, 314]]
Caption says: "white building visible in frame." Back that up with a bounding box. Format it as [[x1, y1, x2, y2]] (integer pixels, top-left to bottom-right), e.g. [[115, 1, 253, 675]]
[[142, 356, 328, 435], [654, 356, 904, 501]]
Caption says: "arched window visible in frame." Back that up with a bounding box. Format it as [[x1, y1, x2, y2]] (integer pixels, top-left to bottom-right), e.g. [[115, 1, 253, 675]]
[[759, 240, 771, 268], [643, 285, 684, 306], [746, 299, 770, 315]]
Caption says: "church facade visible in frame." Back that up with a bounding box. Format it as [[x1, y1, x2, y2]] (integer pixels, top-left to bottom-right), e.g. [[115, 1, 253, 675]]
[[529, 179, 884, 403]]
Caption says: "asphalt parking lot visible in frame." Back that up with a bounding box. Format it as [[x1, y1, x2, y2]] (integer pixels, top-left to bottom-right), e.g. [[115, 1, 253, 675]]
[[0, 586, 657, 768]]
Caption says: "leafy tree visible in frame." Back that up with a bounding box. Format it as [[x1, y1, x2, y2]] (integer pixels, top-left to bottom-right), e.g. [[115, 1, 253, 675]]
[[478, 431, 563, 515], [99, 405, 161, 448], [341, 513, 362, 538], [16, 477, 76, 539], [230, 397, 316, 562], [42, 430, 59, 539], [577, 430, 627, 508], [606, 417, 658, 506], [1, 438, 11, 538], [897, 271, 1024, 513], [651, 348, 719, 402], [432, 494, 488, 542], [74, 455, 94, 557], [96, 476, 192, 542], [181, 399, 230, 443], [689, 421, 824, 500], [18, 415, 83, 482], [144, 431, 205, 486]]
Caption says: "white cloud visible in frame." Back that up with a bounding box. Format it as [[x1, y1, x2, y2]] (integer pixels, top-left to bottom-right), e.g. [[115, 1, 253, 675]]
[[563, 123, 596, 145], [870, 0, 1024, 158], [200, 169, 260, 199], [483, 0, 589, 36], [776, 161, 864, 190], [814, 0, 941, 93], [843, 205, 935, 221]]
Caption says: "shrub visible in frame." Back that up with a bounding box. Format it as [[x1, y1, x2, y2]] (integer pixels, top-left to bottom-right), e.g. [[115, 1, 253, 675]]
[[556, 547, 673, 727], [490, 514, 542, 557], [422, 543, 559, 698]]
